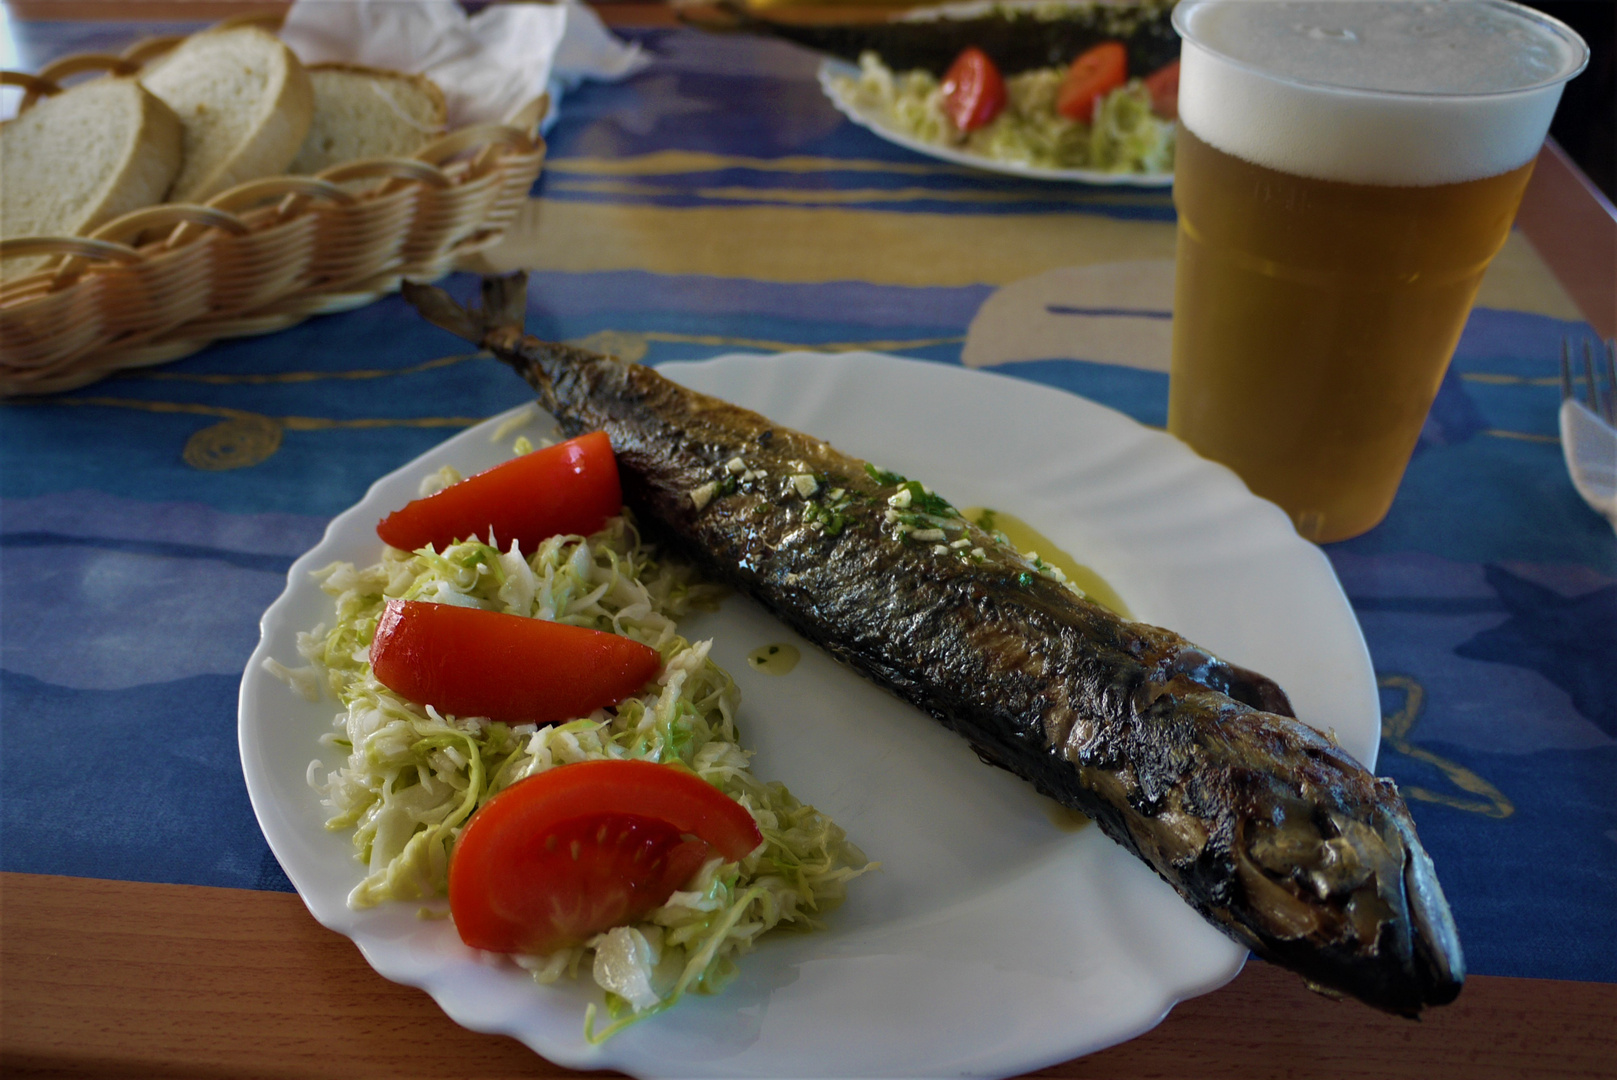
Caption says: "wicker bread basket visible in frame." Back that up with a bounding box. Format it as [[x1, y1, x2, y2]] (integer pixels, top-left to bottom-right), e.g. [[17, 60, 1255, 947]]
[[0, 14, 548, 397]]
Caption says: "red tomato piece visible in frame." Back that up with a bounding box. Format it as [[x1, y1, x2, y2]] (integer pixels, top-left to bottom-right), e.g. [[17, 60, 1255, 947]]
[[464, 812, 709, 954], [1143, 58, 1180, 120], [1057, 41, 1128, 123], [369, 599, 661, 726], [449, 760, 765, 953], [941, 47, 1006, 132], [377, 430, 621, 554]]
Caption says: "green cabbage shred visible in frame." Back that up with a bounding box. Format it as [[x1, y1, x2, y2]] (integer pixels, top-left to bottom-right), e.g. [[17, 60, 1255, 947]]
[[282, 513, 873, 1041]]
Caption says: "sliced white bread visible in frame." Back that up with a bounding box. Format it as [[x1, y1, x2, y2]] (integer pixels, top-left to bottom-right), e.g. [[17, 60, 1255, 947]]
[[289, 64, 447, 176], [140, 25, 313, 204], [0, 76, 184, 280]]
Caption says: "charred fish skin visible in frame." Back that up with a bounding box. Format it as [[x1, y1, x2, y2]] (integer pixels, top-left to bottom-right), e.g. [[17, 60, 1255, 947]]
[[403, 275, 1464, 1016]]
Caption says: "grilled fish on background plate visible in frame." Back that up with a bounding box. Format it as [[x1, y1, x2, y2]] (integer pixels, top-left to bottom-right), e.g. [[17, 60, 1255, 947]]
[[403, 273, 1464, 1017], [677, 0, 1182, 77]]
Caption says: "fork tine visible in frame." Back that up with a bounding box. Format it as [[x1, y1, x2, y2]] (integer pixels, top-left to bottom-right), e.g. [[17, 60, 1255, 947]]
[[1604, 338, 1617, 423], [1583, 339, 1602, 419], [1560, 338, 1574, 401]]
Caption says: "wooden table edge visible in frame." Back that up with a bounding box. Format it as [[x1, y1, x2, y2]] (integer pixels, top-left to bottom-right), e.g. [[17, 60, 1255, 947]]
[[3, 872, 1615, 1080], [1517, 139, 1617, 339]]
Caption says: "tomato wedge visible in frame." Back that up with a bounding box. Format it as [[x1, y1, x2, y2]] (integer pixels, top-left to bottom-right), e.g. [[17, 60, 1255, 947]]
[[1143, 58, 1180, 120], [941, 46, 1006, 133], [1057, 41, 1128, 123], [369, 599, 661, 726], [377, 431, 621, 554], [449, 760, 764, 953]]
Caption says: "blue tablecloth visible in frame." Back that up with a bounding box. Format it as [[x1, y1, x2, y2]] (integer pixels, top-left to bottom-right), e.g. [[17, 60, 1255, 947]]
[[2, 22, 1613, 986]]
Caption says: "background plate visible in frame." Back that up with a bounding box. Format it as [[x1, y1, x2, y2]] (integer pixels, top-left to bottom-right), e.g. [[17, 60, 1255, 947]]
[[240, 351, 1377, 1078], [818, 59, 1175, 187]]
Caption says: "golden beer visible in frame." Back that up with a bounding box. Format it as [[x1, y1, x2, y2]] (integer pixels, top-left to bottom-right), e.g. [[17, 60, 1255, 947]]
[[1169, 127, 1535, 541], [1167, 0, 1587, 543]]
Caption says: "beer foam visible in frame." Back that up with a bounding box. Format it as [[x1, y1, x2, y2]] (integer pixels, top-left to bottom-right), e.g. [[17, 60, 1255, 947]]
[[1174, 0, 1588, 186]]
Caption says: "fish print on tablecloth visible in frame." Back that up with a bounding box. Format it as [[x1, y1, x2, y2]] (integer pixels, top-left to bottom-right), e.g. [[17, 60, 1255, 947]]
[[1455, 565, 1617, 739]]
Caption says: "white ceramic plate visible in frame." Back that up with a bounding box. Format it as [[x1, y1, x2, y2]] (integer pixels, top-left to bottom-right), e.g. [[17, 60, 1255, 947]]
[[818, 59, 1174, 187], [240, 351, 1377, 1079]]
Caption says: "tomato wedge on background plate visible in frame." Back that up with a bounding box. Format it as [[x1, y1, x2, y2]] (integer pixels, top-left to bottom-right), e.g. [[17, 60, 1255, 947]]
[[449, 759, 764, 954], [1143, 59, 1180, 120], [369, 599, 661, 726], [377, 430, 621, 553], [1057, 41, 1128, 123], [941, 46, 1007, 132]]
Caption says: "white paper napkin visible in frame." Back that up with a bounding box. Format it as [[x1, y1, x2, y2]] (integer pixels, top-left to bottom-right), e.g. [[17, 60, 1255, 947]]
[[278, 0, 649, 129]]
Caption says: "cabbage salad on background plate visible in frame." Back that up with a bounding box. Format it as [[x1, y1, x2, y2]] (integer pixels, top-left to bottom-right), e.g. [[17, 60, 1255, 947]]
[[821, 53, 1175, 184]]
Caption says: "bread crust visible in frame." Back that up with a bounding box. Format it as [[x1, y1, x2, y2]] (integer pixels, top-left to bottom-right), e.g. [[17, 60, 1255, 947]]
[[141, 26, 314, 204], [0, 76, 184, 279], [308, 62, 448, 128], [288, 63, 448, 176]]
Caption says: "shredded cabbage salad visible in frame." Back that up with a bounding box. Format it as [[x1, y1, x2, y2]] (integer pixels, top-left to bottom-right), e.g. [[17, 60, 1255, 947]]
[[835, 51, 1175, 174], [271, 466, 872, 1041]]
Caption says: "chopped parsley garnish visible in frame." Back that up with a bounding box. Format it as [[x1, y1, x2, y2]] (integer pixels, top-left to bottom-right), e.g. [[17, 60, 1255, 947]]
[[896, 480, 953, 517], [803, 502, 849, 536], [865, 464, 955, 517]]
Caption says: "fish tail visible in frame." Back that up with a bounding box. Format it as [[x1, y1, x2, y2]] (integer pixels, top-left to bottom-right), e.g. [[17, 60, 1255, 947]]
[[400, 272, 529, 346], [401, 272, 556, 406]]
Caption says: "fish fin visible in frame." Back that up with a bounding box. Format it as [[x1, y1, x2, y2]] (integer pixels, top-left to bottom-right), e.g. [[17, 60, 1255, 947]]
[[1301, 979, 1351, 1002], [481, 273, 530, 333], [1164, 647, 1296, 718], [1222, 662, 1295, 718], [400, 272, 529, 346]]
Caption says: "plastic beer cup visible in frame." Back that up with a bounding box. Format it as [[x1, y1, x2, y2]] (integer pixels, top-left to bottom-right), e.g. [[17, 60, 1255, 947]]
[[1167, 0, 1588, 542]]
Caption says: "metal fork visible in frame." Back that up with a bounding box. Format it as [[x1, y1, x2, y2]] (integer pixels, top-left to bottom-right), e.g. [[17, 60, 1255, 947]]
[[1559, 336, 1617, 531]]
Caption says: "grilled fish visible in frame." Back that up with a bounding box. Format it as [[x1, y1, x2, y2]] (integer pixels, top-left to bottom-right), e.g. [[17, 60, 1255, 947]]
[[679, 0, 1182, 77], [403, 273, 1465, 1017]]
